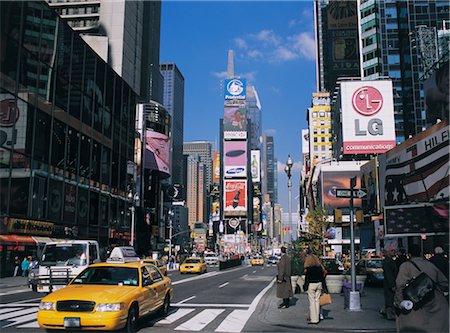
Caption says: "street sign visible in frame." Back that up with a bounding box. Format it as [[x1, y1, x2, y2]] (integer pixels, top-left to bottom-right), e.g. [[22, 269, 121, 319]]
[[335, 188, 367, 199]]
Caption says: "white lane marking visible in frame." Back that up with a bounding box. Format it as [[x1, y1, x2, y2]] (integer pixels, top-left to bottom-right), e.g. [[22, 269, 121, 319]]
[[157, 308, 195, 325], [0, 307, 37, 321], [2, 312, 38, 328], [177, 296, 196, 304], [17, 321, 39, 328], [175, 308, 224, 331], [174, 303, 249, 308], [215, 278, 275, 333], [0, 308, 18, 315], [172, 266, 247, 285], [0, 303, 40, 307], [218, 282, 229, 288], [241, 274, 248, 279], [0, 289, 31, 296], [252, 270, 256, 274]]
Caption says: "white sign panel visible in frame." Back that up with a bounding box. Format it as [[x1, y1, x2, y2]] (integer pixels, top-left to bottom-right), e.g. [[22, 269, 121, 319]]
[[301, 129, 309, 155], [341, 80, 396, 155], [250, 150, 260, 183]]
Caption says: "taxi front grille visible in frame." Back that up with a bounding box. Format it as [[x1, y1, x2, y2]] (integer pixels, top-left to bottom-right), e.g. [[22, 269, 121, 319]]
[[56, 300, 95, 312]]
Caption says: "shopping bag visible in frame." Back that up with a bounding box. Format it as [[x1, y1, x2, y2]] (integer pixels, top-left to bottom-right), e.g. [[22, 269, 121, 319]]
[[319, 293, 332, 306]]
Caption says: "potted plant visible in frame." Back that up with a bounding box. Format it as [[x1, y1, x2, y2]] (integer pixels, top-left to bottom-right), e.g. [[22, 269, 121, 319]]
[[323, 258, 345, 294], [289, 240, 305, 293]]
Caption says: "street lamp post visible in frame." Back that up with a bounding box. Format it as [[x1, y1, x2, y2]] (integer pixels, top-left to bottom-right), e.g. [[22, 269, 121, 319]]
[[168, 210, 174, 261], [285, 155, 293, 243], [128, 191, 139, 247]]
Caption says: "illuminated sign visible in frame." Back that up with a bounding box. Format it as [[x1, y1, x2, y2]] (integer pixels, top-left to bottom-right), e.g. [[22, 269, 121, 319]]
[[224, 79, 246, 100]]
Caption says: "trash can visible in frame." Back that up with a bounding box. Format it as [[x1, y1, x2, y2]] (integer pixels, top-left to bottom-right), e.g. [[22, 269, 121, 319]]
[[343, 282, 362, 309]]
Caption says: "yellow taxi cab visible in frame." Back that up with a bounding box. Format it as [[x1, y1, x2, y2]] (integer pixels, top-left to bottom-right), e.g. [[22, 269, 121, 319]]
[[37, 247, 172, 332], [251, 254, 264, 266], [141, 258, 167, 276], [179, 257, 207, 274]]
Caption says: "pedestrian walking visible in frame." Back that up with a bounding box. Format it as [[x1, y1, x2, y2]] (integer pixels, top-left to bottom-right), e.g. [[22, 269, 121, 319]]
[[429, 246, 449, 280], [394, 244, 449, 333], [13, 256, 20, 277], [21, 257, 30, 277], [303, 253, 325, 324], [276, 246, 293, 309], [382, 246, 398, 320]]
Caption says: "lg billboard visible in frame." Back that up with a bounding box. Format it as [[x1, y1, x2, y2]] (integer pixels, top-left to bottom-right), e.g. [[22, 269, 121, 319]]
[[341, 80, 396, 155]]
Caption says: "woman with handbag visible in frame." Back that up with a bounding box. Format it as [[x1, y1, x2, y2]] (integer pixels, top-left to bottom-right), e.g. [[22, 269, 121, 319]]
[[394, 244, 449, 333], [303, 253, 325, 324]]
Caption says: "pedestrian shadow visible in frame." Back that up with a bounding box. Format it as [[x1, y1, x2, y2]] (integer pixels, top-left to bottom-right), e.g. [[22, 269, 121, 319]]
[[290, 297, 299, 306], [322, 308, 334, 320]]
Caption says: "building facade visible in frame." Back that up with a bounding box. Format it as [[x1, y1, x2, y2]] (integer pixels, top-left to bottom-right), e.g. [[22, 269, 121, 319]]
[[0, 1, 137, 272], [185, 155, 206, 228], [246, 85, 262, 150], [308, 92, 333, 165], [261, 135, 277, 204], [183, 142, 213, 193]]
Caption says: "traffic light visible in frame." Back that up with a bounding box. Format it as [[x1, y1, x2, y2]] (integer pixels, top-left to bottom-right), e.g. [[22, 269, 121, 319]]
[[335, 208, 342, 223]]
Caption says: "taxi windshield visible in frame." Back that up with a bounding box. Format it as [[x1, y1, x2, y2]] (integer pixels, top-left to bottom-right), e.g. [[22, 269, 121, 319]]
[[71, 267, 139, 286], [185, 259, 200, 264], [367, 260, 383, 268]]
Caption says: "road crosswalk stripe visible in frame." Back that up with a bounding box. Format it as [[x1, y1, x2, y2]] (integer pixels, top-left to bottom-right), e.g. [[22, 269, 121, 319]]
[[2, 312, 37, 328], [175, 309, 224, 331], [0, 308, 18, 315], [0, 289, 30, 296], [0, 308, 37, 321], [157, 308, 195, 324], [17, 321, 39, 328], [215, 309, 250, 333]]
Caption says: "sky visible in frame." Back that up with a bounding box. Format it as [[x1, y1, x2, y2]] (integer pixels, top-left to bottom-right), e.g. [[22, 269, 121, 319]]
[[160, 0, 316, 212]]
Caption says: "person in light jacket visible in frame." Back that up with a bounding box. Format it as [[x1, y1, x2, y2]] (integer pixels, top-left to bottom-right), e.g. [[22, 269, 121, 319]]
[[276, 246, 293, 309], [394, 244, 449, 333], [303, 253, 325, 324]]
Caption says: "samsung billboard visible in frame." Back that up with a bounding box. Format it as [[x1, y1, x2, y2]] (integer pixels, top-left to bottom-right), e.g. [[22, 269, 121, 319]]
[[224, 78, 246, 100], [341, 80, 396, 155]]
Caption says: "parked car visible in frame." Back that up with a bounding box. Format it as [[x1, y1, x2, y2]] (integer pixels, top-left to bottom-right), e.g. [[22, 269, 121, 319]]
[[28, 263, 39, 292], [37, 260, 173, 332], [203, 252, 219, 266], [356, 258, 384, 285], [266, 256, 280, 266], [179, 257, 207, 274], [141, 258, 167, 276]]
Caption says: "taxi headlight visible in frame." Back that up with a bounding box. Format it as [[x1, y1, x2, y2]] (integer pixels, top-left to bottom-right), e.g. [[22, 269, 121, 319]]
[[39, 302, 55, 310], [96, 303, 126, 312]]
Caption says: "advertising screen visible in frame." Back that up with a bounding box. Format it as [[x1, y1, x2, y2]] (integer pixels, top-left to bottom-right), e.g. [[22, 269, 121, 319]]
[[145, 130, 170, 174], [360, 159, 379, 214], [321, 170, 362, 214], [341, 80, 396, 155], [224, 180, 247, 214], [223, 106, 247, 132], [213, 152, 220, 183], [224, 141, 247, 178], [250, 150, 260, 182], [224, 78, 246, 100]]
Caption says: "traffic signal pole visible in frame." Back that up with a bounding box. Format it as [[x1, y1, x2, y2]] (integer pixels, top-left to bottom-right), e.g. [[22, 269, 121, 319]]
[[349, 176, 361, 311]]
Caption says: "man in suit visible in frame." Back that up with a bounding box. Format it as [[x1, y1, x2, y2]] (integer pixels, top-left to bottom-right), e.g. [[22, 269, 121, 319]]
[[277, 246, 293, 309]]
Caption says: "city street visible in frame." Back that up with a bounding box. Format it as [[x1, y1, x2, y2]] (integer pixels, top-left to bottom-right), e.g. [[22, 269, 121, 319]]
[[0, 265, 278, 332]]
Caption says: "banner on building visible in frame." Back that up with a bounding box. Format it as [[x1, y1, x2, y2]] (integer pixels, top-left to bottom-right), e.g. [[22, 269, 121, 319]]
[[224, 78, 246, 100], [213, 152, 220, 183], [224, 179, 247, 215], [224, 141, 247, 177], [321, 170, 362, 214], [360, 158, 379, 214], [250, 150, 260, 182], [341, 80, 396, 155], [145, 130, 170, 175], [223, 106, 247, 133]]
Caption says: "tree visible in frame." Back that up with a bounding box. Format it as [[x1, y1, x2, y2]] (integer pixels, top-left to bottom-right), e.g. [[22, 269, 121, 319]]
[[305, 205, 332, 256]]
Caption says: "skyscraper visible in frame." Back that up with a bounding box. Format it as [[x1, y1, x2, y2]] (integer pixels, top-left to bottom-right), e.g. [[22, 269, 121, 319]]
[[161, 63, 185, 189], [185, 155, 206, 228], [357, 0, 449, 141], [261, 135, 277, 204], [183, 142, 213, 192], [246, 85, 262, 150]]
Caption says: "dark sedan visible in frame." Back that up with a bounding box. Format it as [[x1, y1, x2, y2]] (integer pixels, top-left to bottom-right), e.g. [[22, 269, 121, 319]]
[[266, 256, 280, 266]]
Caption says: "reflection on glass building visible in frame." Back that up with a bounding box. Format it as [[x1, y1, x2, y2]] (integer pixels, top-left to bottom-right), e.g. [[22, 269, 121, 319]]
[[0, 1, 137, 270]]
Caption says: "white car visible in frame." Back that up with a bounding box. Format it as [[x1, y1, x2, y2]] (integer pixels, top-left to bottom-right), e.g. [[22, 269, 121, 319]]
[[204, 253, 219, 266]]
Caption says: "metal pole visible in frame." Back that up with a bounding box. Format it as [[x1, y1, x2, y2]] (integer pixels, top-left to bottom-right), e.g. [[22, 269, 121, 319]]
[[288, 176, 293, 243], [169, 215, 173, 260], [349, 176, 361, 311], [130, 206, 135, 247]]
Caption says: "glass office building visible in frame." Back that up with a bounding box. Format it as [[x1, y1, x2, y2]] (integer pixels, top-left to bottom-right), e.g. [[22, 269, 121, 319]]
[[0, 2, 137, 252]]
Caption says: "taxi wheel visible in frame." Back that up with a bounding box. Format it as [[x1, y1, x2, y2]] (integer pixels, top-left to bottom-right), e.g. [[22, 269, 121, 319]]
[[126, 304, 138, 333], [160, 294, 170, 316]]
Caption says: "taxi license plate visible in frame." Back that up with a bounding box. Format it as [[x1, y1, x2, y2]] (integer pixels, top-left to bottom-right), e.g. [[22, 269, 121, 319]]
[[64, 317, 80, 328]]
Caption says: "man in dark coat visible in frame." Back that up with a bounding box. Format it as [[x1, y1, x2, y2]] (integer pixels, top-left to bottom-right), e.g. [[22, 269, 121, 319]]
[[429, 246, 449, 280], [382, 246, 397, 320], [276, 246, 293, 309]]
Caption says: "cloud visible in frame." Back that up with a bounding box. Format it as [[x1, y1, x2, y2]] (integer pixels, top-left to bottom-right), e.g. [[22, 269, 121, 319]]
[[276, 160, 303, 173], [237, 71, 257, 83], [231, 29, 315, 64], [211, 71, 228, 79], [271, 86, 281, 95], [233, 37, 248, 49]]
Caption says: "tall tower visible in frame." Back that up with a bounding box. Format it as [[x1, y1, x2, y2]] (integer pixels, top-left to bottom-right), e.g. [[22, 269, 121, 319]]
[[161, 63, 185, 189], [227, 49, 235, 78]]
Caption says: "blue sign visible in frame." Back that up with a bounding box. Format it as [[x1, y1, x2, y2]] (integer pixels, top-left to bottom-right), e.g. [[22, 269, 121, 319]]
[[224, 79, 246, 100]]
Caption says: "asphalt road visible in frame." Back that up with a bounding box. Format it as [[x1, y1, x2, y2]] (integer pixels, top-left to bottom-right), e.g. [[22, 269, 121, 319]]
[[0, 264, 278, 332]]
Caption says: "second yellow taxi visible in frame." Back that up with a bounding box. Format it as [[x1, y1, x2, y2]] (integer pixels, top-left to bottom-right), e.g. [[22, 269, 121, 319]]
[[179, 257, 207, 274], [251, 255, 264, 266], [37, 260, 172, 332], [141, 258, 168, 276]]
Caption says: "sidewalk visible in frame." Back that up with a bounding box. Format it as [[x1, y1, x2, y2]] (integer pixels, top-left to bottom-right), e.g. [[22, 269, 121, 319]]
[[0, 276, 28, 289], [251, 285, 396, 332]]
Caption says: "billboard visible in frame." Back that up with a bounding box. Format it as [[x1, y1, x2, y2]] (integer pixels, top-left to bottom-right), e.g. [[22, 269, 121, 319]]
[[145, 130, 170, 174], [424, 60, 449, 127], [224, 179, 247, 215], [223, 106, 247, 132], [224, 141, 247, 178], [213, 152, 220, 183], [360, 158, 379, 214], [379, 120, 449, 207], [301, 129, 309, 155], [224, 78, 246, 100], [321, 170, 362, 214], [250, 150, 260, 182], [341, 80, 396, 154]]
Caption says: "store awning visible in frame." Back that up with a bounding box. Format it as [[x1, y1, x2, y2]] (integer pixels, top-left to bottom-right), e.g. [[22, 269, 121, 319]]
[[0, 235, 37, 246], [32, 236, 53, 244]]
